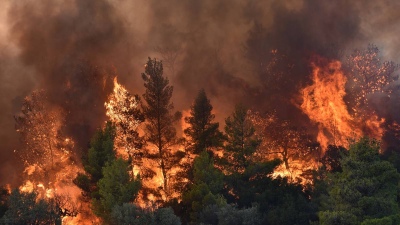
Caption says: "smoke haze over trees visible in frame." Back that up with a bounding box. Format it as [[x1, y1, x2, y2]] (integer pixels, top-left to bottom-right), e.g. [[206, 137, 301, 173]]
[[1, 0, 400, 186]]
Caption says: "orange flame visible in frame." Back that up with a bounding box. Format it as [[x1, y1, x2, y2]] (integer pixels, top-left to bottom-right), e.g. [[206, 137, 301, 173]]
[[301, 60, 362, 150], [300, 58, 384, 151], [105, 77, 141, 161]]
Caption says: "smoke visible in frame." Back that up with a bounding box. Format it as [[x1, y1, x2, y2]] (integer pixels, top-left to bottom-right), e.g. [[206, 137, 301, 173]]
[[6, 0, 135, 150], [0, 0, 399, 185]]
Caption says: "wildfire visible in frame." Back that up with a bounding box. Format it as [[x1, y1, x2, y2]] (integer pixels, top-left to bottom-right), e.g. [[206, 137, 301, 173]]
[[300, 58, 385, 152], [300, 60, 361, 150], [12, 89, 95, 224], [105, 77, 142, 160]]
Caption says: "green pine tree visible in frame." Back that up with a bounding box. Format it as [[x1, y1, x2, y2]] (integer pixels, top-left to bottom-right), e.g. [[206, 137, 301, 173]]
[[184, 89, 224, 155], [223, 104, 261, 174], [319, 137, 400, 225], [73, 122, 116, 200], [93, 158, 141, 222], [182, 151, 225, 224]]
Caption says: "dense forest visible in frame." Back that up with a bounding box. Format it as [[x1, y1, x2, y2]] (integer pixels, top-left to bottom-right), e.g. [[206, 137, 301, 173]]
[[1, 0, 400, 225], [1, 57, 400, 225]]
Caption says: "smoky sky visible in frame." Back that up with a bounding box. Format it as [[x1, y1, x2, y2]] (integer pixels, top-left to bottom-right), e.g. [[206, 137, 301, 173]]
[[0, 0, 399, 185]]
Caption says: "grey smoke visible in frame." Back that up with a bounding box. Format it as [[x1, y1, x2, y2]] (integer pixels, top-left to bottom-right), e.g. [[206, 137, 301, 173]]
[[0, 0, 399, 185]]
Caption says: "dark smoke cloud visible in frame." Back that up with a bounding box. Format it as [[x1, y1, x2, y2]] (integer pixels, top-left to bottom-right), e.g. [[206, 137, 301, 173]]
[[0, 0, 140, 185], [0, 45, 36, 185], [142, 0, 363, 122], [1, 0, 400, 185], [7, 0, 134, 149]]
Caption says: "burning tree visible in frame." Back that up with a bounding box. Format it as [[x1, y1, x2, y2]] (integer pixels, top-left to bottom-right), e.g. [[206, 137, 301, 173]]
[[267, 120, 317, 173], [249, 111, 318, 180], [300, 55, 392, 153], [141, 58, 184, 199], [14, 90, 67, 169], [14, 90, 78, 196], [344, 45, 398, 115], [105, 78, 145, 170], [300, 59, 362, 149]]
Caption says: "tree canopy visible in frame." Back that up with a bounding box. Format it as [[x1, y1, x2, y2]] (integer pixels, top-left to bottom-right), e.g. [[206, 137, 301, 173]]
[[319, 138, 400, 225], [184, 89, 224, 155]]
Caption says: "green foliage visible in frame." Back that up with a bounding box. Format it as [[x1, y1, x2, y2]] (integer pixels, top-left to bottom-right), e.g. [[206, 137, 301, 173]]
[[220, 107, 302, 224], [154, 207, 182, 225], [192, 151, 224, 194], [321, 145, 348, 173], [223, 104, 261, 174], [263, 183, 316, 225], [141, 57, 183, 195], [0, 189, 61, 225], [111, 203, 181, 225], [93, 158, 141, 221], [177, 89, 224, 195], [224, 160, 280, 208], [182, 151, 225, 224], [85, 122, 116, 182], [74, 122, 116, 199], [184, 89, 224, 154], [319, 211, 358, 225], [381, 148, 400, 173], [216, 204, 262, 225], [239, 172, 316, 225], [111, 203, 153, 225], [361, 216, 393, 225], [319, 138, 400, 225], [0, 186, 9, 219]]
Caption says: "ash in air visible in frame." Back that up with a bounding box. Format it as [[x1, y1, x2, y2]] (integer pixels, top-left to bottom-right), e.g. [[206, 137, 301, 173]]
[[0, 0, 399, 185]]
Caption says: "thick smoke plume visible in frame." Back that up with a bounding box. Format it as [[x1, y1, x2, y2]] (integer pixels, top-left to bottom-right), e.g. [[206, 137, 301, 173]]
[[0, 0, 400, 185]]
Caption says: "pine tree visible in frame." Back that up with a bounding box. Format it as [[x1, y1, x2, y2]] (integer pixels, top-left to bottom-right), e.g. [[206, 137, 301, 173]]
[[182, 151, 225, 224], [176, 89, 224, 193], [73, 122, 116, 199], [93, 158, 141, 222], [105, 78, 145, 166], [319, 138, 400, 225], [141, 58, 183, 197], [184, 89, 224, 155], [223, 104, 261, 174]]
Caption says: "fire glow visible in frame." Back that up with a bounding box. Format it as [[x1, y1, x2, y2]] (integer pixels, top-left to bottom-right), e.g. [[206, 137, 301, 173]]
[[1, 1, 400, 223], [300, 58, 385, 151]]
